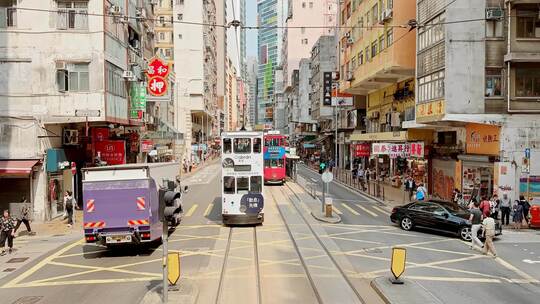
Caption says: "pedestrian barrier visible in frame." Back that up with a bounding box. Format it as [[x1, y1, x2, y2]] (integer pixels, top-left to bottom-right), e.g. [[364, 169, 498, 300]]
[[328, 167, 385, 201]]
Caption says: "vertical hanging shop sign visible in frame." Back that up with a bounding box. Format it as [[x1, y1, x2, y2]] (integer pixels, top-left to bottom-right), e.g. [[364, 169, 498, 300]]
[[146, 57, 170, 97], [130, 83, 147, 119]]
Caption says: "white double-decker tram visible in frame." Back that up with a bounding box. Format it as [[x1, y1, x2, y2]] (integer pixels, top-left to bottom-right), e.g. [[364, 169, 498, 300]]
[[221, 131, 265, 225]]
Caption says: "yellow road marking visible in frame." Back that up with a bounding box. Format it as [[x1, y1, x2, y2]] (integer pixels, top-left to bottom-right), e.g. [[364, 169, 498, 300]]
[[203, 203, 214, 217], [47, 261, 161, 278], [406, 276, 501, 283], [2, 239, 84, 288], [495, 256, 540, 283], [340, 203, 359, 215], [332, 206, 343, 215], [372, 206, 390, 215], [354, 204, 378, 217], [13, 277, 159, 288], [185, 204, 198, 217], [57, 249, 109, 258]]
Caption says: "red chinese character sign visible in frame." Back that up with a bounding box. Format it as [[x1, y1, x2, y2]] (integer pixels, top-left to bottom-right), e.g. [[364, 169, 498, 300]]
[[94, 140, 126, 165], [146, 57, 170, 96], [354, 143, 370, 157], [147, 77, 168, 96]]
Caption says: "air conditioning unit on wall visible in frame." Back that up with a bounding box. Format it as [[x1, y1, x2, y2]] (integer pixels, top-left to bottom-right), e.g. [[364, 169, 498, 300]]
[[63, 129, 79, 146], [486, 8, 503, 20]]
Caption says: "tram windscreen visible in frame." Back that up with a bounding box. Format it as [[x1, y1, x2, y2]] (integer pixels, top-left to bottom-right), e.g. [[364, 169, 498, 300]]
[[223, 176, 235, 194], [234, 138, 251, 153], [237, 177, 249, 194]]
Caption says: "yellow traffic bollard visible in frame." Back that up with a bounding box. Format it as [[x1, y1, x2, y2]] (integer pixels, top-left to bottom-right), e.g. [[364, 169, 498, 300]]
[[390, 247, 406, 284], [168, 252, 180, 290]]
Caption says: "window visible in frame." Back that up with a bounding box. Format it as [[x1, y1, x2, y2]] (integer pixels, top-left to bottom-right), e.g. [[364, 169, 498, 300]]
[[234, 138, 251, 153], [516, 66, 540, 97], [358, 51, 363, 65], [164, 48, 172, 58], [253, 138, 262, 153], [379, 35, 385, 51], [265, 159, 284, 168], [387, 29, 393, 46], [57, 63, 89, 92], [371, 4, 378, 25], [159, 32, 166, 41], [177, 13, 183, 21], [159, 16, 165, 24], [365, 46, 370, 61], [485, 69, 502, 97], [176, 0, 184, 5], [486, 20, 503, 38], [301, 27, 305, 34], [104, 62, 126, 97], [237, 177, 249, 194], [223, 138, 232, 153], [517, 8, 540, 38], [178, 34, 182, 39], [371, 41, 377, 58], [418, 14, 445, 51], [302, 2, 306, 8], [223, 176, 235, 194], [309, 2, 313, 9], [352, 57, 356, 70], [57, 1, 88, 30], [388, 0, 393, 9], [418, 70, 445, 102], [250, 176, 262, 193], [0, 0, 16, 28]]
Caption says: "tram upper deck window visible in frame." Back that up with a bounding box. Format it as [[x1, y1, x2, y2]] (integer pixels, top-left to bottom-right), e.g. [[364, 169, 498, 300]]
[[250, 176, 262, 193], [237, 177, 249, 194], [223, 176, 235, 194], [234, 138, 251, 153], [223, 138, 232, 154], [253, 138, 262, 153]]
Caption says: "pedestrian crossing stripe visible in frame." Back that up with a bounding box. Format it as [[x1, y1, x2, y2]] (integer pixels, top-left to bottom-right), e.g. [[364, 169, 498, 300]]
[[340, 203, 359, 216], [355, 204, 378, 217], [185, 204, 199, 217], [332, 206, 343, 215]]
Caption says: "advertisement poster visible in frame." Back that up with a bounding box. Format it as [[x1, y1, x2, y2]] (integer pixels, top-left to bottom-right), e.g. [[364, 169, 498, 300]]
[[466, 123, 500, 156], [431, 159, 456, 200], [94, 140, 126, 165], [353, 143, 370, 157]]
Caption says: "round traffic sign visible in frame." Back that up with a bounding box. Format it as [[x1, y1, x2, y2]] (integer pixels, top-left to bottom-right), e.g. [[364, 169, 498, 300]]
[[321, 172, 333, 183]]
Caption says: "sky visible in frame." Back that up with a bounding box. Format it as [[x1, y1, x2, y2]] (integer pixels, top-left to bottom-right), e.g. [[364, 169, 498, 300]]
[[245, 0, 258, 58]]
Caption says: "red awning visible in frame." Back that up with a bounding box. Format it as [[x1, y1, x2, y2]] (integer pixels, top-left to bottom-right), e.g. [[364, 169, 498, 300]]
[[0, 160, 40, 177]]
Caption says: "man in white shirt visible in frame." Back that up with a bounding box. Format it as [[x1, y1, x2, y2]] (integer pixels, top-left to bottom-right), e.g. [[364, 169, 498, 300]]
[[482, 216, 497, 257]]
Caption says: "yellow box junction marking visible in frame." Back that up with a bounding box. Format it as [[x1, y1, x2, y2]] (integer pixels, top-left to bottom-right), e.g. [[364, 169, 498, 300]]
[[185, 204, 198, 217], [340, 203, 359, 215], [203, 203, 214, 217], [355, 204, 378, 217]]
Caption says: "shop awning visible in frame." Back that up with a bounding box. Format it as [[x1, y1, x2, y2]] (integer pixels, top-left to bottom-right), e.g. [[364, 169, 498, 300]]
[[0, 160, 40, 177], [349, 129, 433, 142]]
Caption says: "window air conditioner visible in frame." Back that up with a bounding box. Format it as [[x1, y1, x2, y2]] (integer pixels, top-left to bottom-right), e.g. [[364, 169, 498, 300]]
[[486, 8, 503, 20], [109, 5, 121, 15], [55, 61, 67, 70], [63, 129, 79, 146]]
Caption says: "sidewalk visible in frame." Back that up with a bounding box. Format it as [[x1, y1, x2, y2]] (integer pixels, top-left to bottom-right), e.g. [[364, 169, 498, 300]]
[[0, 210, 83, 280], [180, 156, 220, 179]]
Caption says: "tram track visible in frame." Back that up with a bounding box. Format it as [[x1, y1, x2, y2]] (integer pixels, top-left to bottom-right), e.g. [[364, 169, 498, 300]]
[[214, 226, 262, 304], [275, 182, 366, 304]]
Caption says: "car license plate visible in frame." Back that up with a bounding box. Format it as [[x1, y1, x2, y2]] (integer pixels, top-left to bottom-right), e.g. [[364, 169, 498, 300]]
[[105, 235, 132, 244]]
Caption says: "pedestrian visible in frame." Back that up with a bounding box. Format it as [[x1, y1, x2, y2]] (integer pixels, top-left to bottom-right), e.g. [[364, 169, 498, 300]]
[[519, 195, 531, 227], [500, 193, 511, 226], [0, 210, 16, 255], [14, 197, 34, 236], [482, 215, 497, 257], [512, 200, 523, 229], [416, 183, 427, 201], [182, 158, 188, 173], [405, 177, 416, 201], [489, 194, 500, 219], [469, 200, 484, 251], [188, 159, 193, 172], [468, 198, 478, 210], [452, 189, 461, 204], [64, 191, 74, 227], [479, 196, 491, 218]]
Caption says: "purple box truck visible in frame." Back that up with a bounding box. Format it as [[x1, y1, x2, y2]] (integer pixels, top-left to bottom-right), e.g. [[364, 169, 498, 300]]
[[82, 163, 186, 246]]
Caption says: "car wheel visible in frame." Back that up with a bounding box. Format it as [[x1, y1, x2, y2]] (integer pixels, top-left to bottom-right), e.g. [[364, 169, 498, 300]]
[[459, 227, 472, 241], [400, 217, 413, 231]]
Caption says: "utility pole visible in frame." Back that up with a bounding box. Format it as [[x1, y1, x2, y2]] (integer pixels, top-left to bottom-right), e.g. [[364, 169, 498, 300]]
[[334, 0, 341, 169]]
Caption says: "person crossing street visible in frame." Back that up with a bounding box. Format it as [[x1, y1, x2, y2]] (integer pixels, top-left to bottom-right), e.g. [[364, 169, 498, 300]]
[[469, 201, 484, 251], [482, 215, 497, 257], [500, 193, 511, 226]]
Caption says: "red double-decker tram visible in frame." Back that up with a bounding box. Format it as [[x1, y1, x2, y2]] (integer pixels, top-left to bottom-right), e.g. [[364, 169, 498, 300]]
[[263, 132, 288, 184]]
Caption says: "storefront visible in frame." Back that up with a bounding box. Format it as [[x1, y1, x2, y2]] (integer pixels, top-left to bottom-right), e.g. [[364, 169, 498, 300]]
[[46, 149, 76, 219], [0, 160, 40, 217], [459, 123, 501, 202], [431, 158, 458, 201]]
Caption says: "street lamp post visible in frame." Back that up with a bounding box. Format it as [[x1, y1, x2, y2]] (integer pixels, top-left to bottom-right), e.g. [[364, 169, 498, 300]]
[[334, 0, 341, 170]]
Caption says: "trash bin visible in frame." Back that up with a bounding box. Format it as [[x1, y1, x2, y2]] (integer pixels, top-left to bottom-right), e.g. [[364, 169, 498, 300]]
[[531, 205, 540, 228]]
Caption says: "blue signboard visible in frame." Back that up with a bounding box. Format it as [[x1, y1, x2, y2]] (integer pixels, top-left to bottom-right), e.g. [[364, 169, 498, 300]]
[[264, 146, 286, 159]]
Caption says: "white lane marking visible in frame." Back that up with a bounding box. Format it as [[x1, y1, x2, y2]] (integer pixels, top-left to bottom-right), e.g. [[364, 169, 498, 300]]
[[354, 204, 378, 217], [523, 259, 540, 264]]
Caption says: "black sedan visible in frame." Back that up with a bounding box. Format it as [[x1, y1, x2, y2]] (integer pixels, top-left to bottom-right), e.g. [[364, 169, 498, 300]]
[[390, 199, 502, 241]]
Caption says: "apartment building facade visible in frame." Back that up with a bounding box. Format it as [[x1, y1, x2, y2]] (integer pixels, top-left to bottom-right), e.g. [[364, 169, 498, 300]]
[[0, 0, 156, 220]]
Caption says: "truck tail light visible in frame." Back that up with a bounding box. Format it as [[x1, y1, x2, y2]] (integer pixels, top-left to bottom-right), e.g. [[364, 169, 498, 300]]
[[141, 232, 151, 239], [86, 199, 95, 212], [136, 197, 146, 210]]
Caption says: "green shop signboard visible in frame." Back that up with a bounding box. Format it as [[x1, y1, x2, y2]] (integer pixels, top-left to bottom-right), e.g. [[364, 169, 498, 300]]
[[130, 83, 147, 119]]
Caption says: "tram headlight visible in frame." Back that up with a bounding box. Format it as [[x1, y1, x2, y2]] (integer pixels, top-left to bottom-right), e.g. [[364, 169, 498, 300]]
[[240, 205, 247, 213]]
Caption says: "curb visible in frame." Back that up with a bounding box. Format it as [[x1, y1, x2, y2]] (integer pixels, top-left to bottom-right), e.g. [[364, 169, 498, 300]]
[[370, 278, 391, 304], [311, 211, 342, 224], [139, 278, 199, 304]]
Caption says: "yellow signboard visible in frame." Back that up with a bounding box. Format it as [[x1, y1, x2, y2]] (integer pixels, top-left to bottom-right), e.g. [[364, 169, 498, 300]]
[[465, 123, 500, 156], [391, 247, 406, 280], [168, 253, 180, 285], [416, 100, 445, 122]]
